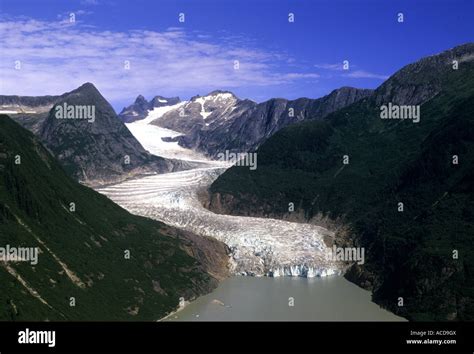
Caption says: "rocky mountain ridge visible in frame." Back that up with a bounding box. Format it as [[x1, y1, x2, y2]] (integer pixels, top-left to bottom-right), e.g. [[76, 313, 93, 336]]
[[1, 84, 196, 186]]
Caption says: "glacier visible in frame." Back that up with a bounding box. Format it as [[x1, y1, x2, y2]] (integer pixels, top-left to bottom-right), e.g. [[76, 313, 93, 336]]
[[97, 109, 345, 277]]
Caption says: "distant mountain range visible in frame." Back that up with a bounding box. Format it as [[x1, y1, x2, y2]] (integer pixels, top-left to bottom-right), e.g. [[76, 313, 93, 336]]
[[0, 115, 230, 320], [0, 79, 373, 186], [1, 80, 371, 186], [207, 43, 474, 320], [121, 87, 372, 158]]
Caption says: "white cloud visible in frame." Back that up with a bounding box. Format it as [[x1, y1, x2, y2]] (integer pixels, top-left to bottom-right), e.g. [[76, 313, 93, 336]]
[[314, 63, 343, 71], [59, 9, 94, 17], [280, 73, 320, 79], [314, 62, 388, 80], [0, 17, 320, 102], [81, 0, 100, 5], [343, 70, 388, 80]]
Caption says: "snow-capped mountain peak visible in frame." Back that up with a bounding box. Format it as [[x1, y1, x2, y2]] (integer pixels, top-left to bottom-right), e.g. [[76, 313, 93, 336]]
[[146, 90, 243, 136], [118, 94, 181, 123], [192, 91, 238, 120]]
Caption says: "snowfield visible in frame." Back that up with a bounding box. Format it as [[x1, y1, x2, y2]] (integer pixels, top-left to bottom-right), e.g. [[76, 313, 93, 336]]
[[99, 108, 343, 277], [125, 102, 215, 162]]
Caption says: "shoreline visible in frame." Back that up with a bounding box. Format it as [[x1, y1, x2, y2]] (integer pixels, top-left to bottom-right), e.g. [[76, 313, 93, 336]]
[[158, 300, 192, 322]]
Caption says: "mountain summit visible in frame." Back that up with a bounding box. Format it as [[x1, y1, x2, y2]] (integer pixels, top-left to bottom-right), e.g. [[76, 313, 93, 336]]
[[0, 83, 192, 186], [118, 94, 181, 123]]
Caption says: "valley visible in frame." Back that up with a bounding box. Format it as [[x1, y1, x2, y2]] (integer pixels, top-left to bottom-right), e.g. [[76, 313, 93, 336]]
[[99, 118, 345, 278], [97, 111, 404, 322], [1, 43, 472, 322]]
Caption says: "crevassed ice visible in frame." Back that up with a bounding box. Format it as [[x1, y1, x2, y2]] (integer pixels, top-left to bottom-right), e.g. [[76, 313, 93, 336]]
[[100, 107, 344, 277], [98, 165, 343, 277]]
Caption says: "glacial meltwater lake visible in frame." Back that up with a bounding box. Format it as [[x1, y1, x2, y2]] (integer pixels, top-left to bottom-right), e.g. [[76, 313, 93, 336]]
[[168, 276, 405, 321]]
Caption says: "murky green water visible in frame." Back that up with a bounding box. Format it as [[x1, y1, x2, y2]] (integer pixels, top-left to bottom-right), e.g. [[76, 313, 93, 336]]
[[169, 276, 405, 321]]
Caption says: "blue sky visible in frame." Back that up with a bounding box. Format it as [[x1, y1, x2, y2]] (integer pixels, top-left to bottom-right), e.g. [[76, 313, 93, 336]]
[[0, 0, 473, 112]]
